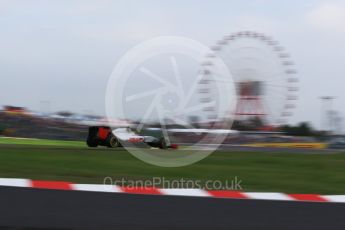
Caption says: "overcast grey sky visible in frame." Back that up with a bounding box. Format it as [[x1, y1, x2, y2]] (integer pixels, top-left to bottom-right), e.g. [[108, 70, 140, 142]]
[[1, 0, 345, 129]]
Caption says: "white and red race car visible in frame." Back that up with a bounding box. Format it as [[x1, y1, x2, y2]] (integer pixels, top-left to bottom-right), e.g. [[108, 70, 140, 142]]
[[86, 126, 177, 149]]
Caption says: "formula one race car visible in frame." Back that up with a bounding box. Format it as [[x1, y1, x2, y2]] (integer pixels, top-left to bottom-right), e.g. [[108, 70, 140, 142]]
[[86, 126, 177, 149]]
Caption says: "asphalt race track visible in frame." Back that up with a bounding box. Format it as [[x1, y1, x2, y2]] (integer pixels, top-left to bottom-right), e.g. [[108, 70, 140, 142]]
[[0, 187, 345, 229]]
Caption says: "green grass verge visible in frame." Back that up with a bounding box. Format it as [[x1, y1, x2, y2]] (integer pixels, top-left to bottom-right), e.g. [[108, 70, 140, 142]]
[[0, 137, 85, 147], [1, 144, 345, 194]]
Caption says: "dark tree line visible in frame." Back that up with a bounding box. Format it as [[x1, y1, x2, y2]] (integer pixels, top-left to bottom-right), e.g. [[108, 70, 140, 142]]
[[231, 117, 316, 136], [279, 122, 314, 136]]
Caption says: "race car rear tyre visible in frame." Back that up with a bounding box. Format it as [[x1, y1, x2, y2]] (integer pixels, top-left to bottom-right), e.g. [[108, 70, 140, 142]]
[[107, 135, 119, 148], [87, 127, 99, 147], [87, 138, 98, 147]]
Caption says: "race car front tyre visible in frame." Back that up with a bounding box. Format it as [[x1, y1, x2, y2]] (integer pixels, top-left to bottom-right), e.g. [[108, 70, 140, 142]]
[[106, 135, 119, 148], [158, 137, 167, 149]]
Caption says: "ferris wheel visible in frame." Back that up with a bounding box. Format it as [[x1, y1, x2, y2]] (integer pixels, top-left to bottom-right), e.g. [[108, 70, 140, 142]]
[[199, 31, 299, 126]]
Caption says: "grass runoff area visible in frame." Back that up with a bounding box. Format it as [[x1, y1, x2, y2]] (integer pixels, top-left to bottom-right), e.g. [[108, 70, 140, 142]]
[[1, 137, 345, 194], [0, 137, 85, 147]]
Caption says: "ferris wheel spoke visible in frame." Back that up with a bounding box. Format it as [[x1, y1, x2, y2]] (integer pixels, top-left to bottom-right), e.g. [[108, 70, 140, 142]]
[[264, 93, 289, 102], [266, 87, 290, 95], [265, 83, 290, 88], [265, 85, 289, 91], [260, 78, 284, 84], [264, 87, 292, 116], [211, 75, 235, 83], [264, 96, 290, 116], [264, 73, 288, 79], [264, 88, 286, 97], [265, 86, 288, 93]]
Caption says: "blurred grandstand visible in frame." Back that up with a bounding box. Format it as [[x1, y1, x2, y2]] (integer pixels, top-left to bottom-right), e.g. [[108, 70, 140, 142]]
[[0, 106, 88, 140], [0, 105, 130, 141], [1, 105, 339, 149]]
